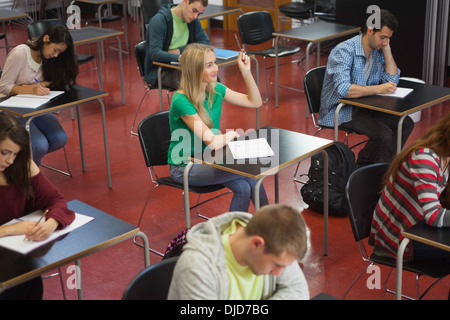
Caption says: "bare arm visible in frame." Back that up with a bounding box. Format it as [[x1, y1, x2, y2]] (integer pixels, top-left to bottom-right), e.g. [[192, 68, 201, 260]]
[[10, 83, 50, 96], [181, 113, 239, 151], [223, 51, 262, 108]]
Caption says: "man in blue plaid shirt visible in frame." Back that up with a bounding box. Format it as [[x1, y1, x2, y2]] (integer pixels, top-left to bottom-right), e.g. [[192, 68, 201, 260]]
[[319, 9, 414, 167]]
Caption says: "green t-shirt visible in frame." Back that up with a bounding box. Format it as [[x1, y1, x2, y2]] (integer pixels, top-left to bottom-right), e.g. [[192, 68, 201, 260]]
[[169, 9, 189, 51], [221, 219, 264, 300], [168, 82, 227, 166]]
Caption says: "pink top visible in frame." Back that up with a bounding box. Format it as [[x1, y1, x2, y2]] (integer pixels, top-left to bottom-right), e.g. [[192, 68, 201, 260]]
[[0, 172, 75, 229], [0, 44, 44, 98]]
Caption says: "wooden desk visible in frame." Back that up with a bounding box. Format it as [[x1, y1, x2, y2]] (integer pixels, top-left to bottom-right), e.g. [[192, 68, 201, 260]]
[[337, 79, 450, 153], [0, 200, 150, 299], [273, 21, 360, 108], [0, 85, 113, 188], [69, 26, 125, 105], [184, 126, 333, 255], [153, 53, 261, 128], [395, 222, 450, 300]]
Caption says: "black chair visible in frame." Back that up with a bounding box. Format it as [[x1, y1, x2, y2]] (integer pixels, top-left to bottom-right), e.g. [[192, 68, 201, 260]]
[[122, 256, 179, 300], [314, 0, 336, 22], [278, 1, 315, 31], [303, 66, 360, 140], [27, 19, 101, 89], [343, 163, 450, 300], [72, 1, 129, 54], [293, 66, 365, 182], [134, 111, 230, 255], [140, 0, 173, 38], [130, 40, 175, 136], [237, 11, 302, 103]]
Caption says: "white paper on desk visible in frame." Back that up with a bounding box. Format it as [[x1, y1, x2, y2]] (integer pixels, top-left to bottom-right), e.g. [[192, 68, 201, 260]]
[[228, 138, 274, 159], [0, 91, 64, 109], [0, 211, 93, 254], [377, 87, 413, 98]]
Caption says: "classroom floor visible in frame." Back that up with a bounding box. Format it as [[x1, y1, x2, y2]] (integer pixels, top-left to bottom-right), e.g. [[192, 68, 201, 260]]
[[2, 16, 449, 301]]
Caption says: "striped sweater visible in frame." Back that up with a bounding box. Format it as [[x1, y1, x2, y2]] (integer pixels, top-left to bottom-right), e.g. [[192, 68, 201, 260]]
[[371, 148, 449, 260]]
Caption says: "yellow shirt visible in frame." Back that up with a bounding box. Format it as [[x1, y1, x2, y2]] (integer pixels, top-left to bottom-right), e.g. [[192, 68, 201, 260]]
[[221, 219, 264, 300], [170, 9, 189, 51]]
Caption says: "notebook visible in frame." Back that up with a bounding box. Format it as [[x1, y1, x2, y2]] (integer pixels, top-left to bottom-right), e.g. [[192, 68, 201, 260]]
[[228, 138, 274, 159], [0, 91, 64, 109], [214, 48, 239, 60]]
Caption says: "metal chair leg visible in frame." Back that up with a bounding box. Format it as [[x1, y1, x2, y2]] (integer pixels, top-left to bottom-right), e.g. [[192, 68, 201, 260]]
[[41, 147, 72, 177]]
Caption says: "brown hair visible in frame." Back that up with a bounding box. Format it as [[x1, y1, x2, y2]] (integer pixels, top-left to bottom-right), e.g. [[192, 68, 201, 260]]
[[245, 204, 308, 260], [189, 0, 208, 5], [0, 113, 33, 198], [364, 9, 398, 34], [384, 112, 450, 202]]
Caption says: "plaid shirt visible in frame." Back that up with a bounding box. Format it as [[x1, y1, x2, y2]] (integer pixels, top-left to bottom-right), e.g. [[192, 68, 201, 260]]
[[318, 34, 400, 127]]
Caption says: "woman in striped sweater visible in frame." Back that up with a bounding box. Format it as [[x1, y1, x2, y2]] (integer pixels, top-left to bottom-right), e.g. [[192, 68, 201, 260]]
[[371, 112, 450, 262]]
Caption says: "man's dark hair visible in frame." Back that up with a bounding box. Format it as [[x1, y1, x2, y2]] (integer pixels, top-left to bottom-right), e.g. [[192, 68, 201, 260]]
[[364, 9, 398, 34]]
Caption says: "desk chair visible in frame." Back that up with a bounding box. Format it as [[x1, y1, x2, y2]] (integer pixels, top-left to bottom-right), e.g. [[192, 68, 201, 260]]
[[278, 1, 315, 31], [27, 19, 101, 90], [135, 111, 231, 255], [140, 0, 173, 39], [293, 66, 366, 182], [72, 1, 129, 56], [343, 163, 450, 300], [122, 256, 179, 300], [237, 11, 302, 103], [130, 40, 175, 136]]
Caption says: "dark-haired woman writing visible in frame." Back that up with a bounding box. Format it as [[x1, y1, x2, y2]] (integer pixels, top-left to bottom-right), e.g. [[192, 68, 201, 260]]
[[0, 112, 75, 299], [0, 25, 78, 166]]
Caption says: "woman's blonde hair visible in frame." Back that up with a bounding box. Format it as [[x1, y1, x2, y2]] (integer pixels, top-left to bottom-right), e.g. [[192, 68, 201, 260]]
[[179, 43, 216, 128]]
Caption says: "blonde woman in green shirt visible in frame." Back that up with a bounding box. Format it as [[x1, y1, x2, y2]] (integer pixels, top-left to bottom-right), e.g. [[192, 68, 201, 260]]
[[168, 43, 268, 212]]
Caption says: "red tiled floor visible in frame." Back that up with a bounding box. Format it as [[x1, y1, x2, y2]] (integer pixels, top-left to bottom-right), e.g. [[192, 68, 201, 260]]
[[2, 15, 449, 300]]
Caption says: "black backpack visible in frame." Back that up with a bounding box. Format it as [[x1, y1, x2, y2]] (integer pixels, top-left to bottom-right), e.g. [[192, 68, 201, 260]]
[[300, 142, 356, 216]]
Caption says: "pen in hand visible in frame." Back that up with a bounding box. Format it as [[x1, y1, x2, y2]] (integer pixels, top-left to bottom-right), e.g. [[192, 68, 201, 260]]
[[35, 209, 49, 225], [34, 78, 43, 87], [24, 209, 48, 241], [33, 78, 50, 95]]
